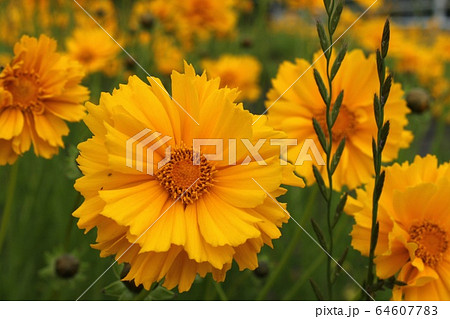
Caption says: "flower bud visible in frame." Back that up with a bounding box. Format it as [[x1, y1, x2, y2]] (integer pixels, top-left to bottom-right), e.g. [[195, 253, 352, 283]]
[[406, 88, 430, 114], [55, 254, 79, 279]]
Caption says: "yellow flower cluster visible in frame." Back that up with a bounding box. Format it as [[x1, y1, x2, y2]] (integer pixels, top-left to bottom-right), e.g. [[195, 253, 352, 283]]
[[0, 35, 88, 165]]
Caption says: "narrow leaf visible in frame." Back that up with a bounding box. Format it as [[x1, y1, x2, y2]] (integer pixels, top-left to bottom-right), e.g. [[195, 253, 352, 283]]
[[381, 74, 393, 107], [373, 94, 382, 129], [323, 0, 332, 14], [379, 121, 390, 152], [330, 138, 345, 175], [333, 192, 348, 227], [316, 20, 330, 56], [313, 68, 328, 104], [374, 171, 386, 204], [309, 279, 325, 301], [330, 44, 347, 81], [370, 221, 380, 253], [334, 247, 349, 278], [331, 91, 344, 127], [311, 218, 328, 251], [372, 137, 379, 172], [313, 165, 328, 200], [312, 118, 327, 152], [381, 19, 390, 58], [329, 0, 344, 36], [376, 49, 385, 85]]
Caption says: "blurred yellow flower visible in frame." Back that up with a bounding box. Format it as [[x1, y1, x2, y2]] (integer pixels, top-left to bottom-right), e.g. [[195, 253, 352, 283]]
[[148, 0, 237, 49], [0, 35, 88, 165], [434, 33, 450, 62], [73, 0, 118, 34], [202, 55, 262, 102], [267, 50, 413, 190], [66, 27, 121, 76], [345, 155, 450, 300], [283, 0, 323, 12], [73, 62, 303, 292], [152, 35, 183, 75]]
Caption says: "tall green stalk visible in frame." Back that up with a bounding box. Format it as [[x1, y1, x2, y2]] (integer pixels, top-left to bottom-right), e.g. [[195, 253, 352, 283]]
[[0, 161, 20, 255], [310, 0, 347, 300], [365, 20, 392, 299], [256, 186, 318, 300]]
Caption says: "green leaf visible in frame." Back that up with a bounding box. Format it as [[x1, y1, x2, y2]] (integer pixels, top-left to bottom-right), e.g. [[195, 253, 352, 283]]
[[379, 121, 390, 152], [145, 285, 175, 301], [381, 74, 393, 107], [330, 44, 347, 81], [373, 93, 382, 129], [316, 20, 330, 57], [334, 247, 349, 278], [370, 221, 380, 253], [313, 165, 328, 200], [313, 68, 328, 104], [329, 0, 344, 36], [323, 0, 332, 14], [331, 91, 344, 127], [381, 19, 390, 58], [330, 138, 345, 175], [103, 281, 127, 298], [311, 218, 328, 250], [374, 171, 386, 204], [333, 192, 348, 227], [376, 49, 385, 85], [312, 117, 327, 152], [372, 137, 379, 172], [310, 279, 325, 300]]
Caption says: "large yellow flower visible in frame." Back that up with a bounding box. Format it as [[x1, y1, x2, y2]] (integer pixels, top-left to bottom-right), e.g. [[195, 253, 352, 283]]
[[201, 55, 261, 102], [0, 35, 88, 165], [66, 27, 121, 76], [266, 50, 413, 190], [73, 62, 304, 292], [345, 155, 450, 300]]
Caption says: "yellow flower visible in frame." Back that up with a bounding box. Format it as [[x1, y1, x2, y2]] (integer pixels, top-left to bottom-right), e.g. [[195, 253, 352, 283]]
[[201, 55, 262, 102], [73, 0, 118, 34], [266, 50, 413, 190], [345, 155, 450, 300], [148, 0, 237, 49], [66, 27, 121, 76], [73, 62, 304, 292], [283, 0, 323, 12], [434, 32, 450, 62], [152, 34, 183, 75], [0, 35, 88, 165]]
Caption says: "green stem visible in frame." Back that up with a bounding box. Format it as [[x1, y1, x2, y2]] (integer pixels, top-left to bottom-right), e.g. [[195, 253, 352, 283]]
[[325, 21, 335, 301], [283, 216, 348, 300], [213, 281, 228, 301], [0, 161, 20, 254], [256, 186, 318, 300]]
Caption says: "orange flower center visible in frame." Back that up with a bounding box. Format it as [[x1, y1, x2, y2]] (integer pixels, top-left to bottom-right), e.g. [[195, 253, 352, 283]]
[[77, 51, 95, 65], [409, 222, 448, 267], [4, 72, 41, 110], [155, 145, 216, 205], [315, 105, 356, 143]]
